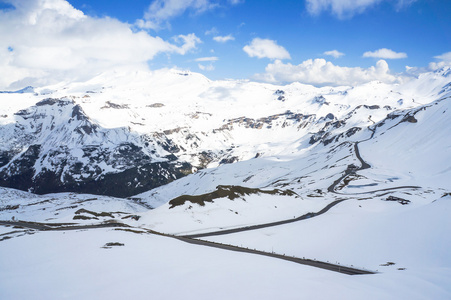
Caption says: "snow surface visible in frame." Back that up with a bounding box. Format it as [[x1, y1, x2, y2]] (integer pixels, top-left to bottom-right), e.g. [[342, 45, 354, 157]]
[[1, 67, 451, 299]]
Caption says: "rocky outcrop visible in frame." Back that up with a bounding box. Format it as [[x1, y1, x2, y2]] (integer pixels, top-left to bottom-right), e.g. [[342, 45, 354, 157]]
[[0, 99, 194, 197]]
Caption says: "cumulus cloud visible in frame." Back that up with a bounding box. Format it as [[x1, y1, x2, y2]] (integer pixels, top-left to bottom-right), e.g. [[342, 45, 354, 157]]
[[171, 33, 202, 54], [0, 0, 201, 89], [213, 34, 235, 43], [254, 58, 400, 86], [195, 56, 218, 62], [243, 38, 291, 60], [324, 50, 345, 58], [306, 0, 417, 19], [428, 51, 451, 70], [363, 48, 407, 59]]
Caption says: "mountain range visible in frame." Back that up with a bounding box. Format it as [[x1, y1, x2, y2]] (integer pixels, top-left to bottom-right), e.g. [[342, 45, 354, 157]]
[[1, 67, 450, 299]]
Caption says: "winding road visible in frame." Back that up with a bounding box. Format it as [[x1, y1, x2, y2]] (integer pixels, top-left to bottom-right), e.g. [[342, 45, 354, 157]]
[[181, 131, 419, 239], [180, 199, 347, 239], [0, 127, 421, 277]]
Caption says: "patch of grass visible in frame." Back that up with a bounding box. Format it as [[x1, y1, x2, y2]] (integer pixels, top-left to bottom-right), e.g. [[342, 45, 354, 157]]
[[169, 185, 298, 208]]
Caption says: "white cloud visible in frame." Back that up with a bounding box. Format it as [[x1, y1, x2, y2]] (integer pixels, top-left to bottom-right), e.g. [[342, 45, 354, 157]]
[[195, 56, 218, 62], [0, 0, 201, 89], [363, 48, 407, 59], [254, 58, 400, 86], [205, 27, 218, 35], [243, 38, 291, 60], [306, 0, 417, 19], [434, 51, 451, 62], [428, 51, 451, 70], [171, 33, 202, 54], [213, 34, 235, 43], [394, 0, 417, 10], [198, 63, 215, 71], [324, 50, 345, 58], [138, 0, 215, 30], [137, 0, 245, 30]]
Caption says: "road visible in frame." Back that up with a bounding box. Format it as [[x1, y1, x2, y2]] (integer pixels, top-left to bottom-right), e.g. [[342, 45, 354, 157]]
[[0, 220, 130, 231], [174, 236, 374, 275], [0, 219, 375, 275], [1, 129, 415, 277], [180, 199, 347, 239]]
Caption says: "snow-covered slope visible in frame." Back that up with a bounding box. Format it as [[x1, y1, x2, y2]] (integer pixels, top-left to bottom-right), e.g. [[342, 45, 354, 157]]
[[1, 67, 451, 299]]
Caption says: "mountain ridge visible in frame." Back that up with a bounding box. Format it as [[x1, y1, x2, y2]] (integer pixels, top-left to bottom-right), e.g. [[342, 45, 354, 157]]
[[0, 67, 449, 197]]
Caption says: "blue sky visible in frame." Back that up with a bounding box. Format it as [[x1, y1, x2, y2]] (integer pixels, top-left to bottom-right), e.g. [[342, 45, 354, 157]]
[[1, 0, 450, 88], [67, 0, 451, 79]]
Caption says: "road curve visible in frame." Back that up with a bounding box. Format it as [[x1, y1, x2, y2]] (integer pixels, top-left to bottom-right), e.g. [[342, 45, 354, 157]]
[[180, 199, 346, 239]]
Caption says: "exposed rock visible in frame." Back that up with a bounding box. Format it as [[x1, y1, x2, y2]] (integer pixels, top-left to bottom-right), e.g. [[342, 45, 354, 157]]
[[148, 103, 165, 108], [385, 196, 410, 205], [169, 185, 298, 208], [101, 101, 130, 109]]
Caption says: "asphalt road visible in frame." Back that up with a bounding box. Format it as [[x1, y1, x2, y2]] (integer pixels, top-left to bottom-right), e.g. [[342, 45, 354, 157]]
[[174, 236, 375, 275], [0, 219, 375, 275], [180, 199, 347, 239]]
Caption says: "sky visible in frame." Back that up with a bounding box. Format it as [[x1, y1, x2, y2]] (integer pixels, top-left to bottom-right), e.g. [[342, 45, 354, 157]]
[[0, 0, 450, 89]]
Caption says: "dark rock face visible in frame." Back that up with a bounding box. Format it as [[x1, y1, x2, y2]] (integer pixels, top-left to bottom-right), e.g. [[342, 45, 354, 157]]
[[216, 111, 314, 132], [0, 91, 432, 198], [27, 161, 192, 198], [0, 145, 41, 192], [0, 142, 193, 197], [0, 99, 195, 198], [274, 89, 286, 101]]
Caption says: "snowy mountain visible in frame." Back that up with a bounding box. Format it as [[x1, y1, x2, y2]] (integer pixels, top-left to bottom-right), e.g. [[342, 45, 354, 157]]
[[1, 67, 449, 198], [1, 67, 451, 299]]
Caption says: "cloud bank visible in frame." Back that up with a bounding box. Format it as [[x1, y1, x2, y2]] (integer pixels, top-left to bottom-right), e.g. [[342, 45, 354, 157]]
[[0, 0, 201, 89], [243, 38, 291, 60], [254, 58, 400, 86]]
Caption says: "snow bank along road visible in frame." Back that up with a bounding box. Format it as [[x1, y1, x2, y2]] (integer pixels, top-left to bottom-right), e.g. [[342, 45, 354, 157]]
[[0, 220, 375, 275]]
